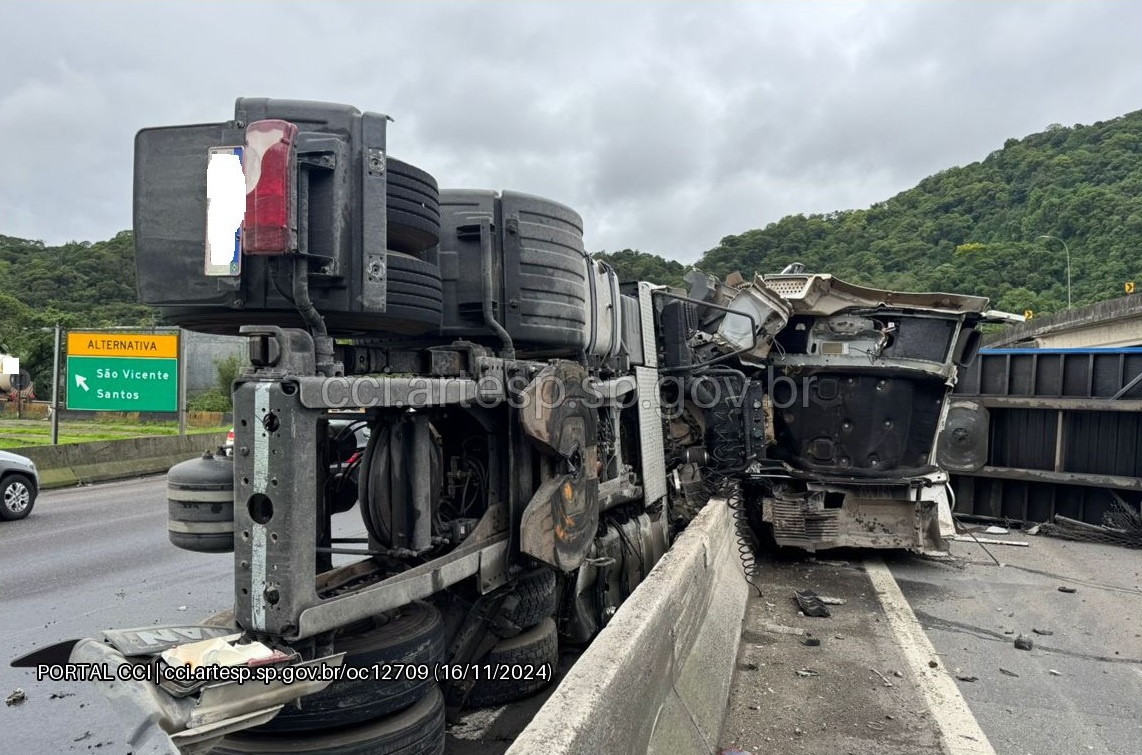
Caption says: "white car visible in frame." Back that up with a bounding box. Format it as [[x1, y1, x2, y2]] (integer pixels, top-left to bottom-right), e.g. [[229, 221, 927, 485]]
[[0, 449, 39, 521]]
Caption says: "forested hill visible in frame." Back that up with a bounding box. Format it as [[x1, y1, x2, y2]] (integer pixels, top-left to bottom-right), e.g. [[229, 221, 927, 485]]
[[0, 231, 152, 387], [609, 110, 1142, 316]]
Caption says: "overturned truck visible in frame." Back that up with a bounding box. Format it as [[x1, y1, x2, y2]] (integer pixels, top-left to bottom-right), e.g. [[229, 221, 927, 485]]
[[14, 99, 1002, 754]]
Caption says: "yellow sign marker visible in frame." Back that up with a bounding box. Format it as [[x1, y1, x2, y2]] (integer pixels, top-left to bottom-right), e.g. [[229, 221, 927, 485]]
[[1023, 309, 1034, 320], [67, 332, 179, 359], [1126, 281, 1136, 294]]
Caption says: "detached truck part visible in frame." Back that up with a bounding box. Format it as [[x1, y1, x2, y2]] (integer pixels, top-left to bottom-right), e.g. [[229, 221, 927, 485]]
[[12, 98, 1000, 755]]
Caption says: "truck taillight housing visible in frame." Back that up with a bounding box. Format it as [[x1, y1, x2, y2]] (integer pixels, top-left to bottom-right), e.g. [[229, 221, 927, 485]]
[[243, 119, 298, 255]]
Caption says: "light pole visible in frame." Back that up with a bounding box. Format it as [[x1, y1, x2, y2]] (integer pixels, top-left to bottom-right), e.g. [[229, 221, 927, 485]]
[[1036, 234, 1072, 309]]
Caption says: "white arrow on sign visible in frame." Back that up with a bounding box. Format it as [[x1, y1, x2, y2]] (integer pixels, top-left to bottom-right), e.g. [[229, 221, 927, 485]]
[[75, 374, 90, 392]]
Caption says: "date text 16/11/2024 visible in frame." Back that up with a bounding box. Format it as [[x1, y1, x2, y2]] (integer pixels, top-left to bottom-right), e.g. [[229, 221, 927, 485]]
[[36, 662, 554, 686]]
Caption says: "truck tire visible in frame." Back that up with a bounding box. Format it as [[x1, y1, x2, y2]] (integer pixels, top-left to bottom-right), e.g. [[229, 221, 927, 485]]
[[253, 602, 444, 733], [216, 684, 445, 755], [467, 617, 558, 708], [387, 158, 441, 255], [0, 473, 36, 520], [384, 252, 443, 327], [501, 569, 557, 629]]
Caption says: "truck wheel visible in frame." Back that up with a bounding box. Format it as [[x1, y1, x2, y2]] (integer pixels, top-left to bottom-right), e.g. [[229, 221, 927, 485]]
[[387, 158, 441, 255], [253, 601, 444, 733], [216, 684, 445, 755], [0, 474, 36, 520], [467, 617, 558, 708], [384, 252, 443, 328], [500, 569, 557, 629]]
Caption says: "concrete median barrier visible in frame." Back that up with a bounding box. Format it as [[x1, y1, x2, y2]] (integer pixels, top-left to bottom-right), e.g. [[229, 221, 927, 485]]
[[17, 433, 228, 489], [508, 498, 749, 755]]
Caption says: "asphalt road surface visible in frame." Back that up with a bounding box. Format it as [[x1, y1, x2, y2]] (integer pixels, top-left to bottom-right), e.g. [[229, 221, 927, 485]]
[[722, 535, 1142, 755]]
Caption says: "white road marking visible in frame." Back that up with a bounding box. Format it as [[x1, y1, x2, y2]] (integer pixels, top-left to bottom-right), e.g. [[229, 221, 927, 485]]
[[866, 559, 997, 755]]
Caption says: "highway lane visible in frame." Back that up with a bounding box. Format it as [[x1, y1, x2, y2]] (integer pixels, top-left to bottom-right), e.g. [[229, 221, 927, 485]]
[[1, 475, 233, 753], [890, 536, 1142, 755]]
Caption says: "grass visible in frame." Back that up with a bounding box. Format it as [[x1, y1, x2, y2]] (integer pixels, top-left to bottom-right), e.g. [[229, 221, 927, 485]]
[[0, 419, 228, 449]]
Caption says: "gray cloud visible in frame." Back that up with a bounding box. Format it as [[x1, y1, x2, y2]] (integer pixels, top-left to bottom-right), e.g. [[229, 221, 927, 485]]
[[1, 0, 1139, 263]]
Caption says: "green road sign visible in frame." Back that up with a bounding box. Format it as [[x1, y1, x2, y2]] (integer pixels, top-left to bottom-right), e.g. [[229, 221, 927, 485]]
[[66, 331, 180, 412], [66, 356, 178, 412]]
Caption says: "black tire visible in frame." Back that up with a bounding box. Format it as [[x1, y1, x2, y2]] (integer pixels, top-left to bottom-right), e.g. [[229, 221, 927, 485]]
[[252, 602, 444, 733], [383, 252, 443, 328], [501, 569, 557, 629], [387, 158, 440, 255], [0, 473, 36, 521], [467, 617, 558, 708], [216, 684, 445, 755]]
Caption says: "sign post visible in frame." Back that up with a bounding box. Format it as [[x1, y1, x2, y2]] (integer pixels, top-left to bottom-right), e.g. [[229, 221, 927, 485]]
[[66, 332, 179, 413]]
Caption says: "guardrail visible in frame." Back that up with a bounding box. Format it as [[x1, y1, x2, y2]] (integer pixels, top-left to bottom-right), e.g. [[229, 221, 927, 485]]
[[16, 432, 228, 489], [508, 498, 749, 755]]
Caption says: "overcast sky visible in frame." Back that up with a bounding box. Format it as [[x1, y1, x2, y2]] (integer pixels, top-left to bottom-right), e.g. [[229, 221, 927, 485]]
[[2, 0, 1139, 262]]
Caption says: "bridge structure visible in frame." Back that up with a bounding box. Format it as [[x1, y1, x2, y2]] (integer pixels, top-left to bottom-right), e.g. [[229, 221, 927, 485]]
[[987, 293, 1142, 348]]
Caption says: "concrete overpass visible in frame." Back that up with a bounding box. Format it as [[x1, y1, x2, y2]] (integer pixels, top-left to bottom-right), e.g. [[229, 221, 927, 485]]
[[987, 293, 1142, 348]]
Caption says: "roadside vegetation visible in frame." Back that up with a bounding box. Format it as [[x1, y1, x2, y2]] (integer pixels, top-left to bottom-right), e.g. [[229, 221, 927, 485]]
[[0, 418, 227, 449]]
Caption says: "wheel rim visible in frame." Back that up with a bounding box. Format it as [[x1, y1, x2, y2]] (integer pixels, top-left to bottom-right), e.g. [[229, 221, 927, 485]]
[[5, 482, 29, 514]]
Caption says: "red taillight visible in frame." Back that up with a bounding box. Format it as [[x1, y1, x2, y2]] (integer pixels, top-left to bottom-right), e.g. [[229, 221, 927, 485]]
[[226, 429, 235, 443], [346, 451, 361, 465], [243, 119, 298, 255]]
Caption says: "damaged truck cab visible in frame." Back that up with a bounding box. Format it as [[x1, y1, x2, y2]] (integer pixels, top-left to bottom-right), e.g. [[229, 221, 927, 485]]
[[738, 273, 989, 551]]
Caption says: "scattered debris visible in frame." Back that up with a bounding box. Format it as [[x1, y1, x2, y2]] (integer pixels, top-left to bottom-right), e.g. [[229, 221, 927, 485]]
[[748, 704, 760, 711], [1049, 669, 1062, 676], [984, 526, 1010, 535], [1032, 628, 1054, 636], [1014, 635, 1034, 651], [834, 634, 845, 640], [1058, 586, 1078, 594], [1026, 523, 1042, 536], [176, 605, 188, 612], [6, 688, 26, 706], [745, 661, 760, 671], [801, 636, 821, 647], [892, 670, 904, 678], [48, 692, 75, 700], [794, 589, 831, 617], [818, 595, 847, 606], [870, 668, 894, 687], [867, 722, 885, 731], [73, 731, 92, 743], [928, 660, 939, 668], [795, 668, 820, 678], [999, 668, 1019, 677], [762, 622, 806, 636], [1037, 500, 1142, 549], [794, 726, 804, 736], [956, 675, 979, 682], [951, 535, 1029, 547]]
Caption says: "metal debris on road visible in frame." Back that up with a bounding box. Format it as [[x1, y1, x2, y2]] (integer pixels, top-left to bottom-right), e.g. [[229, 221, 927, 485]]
[[794, 589, 831, 617], [1049, 669, 1062, 676], [1014, 635, 1034, 651], [5, 688, 26, 706], [1058, 586, 1078, 593], [795, 668, 820, 677], [984, 526, 1010, 535], [870, 668, 894, 687], [1032, 628, 1054, 636], [801, 636, 821, 647], [819, 595, 847, 605], [956, 675, 979, 682], [951, 535, 1029, 546], [999, 667, 1020, 677]]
